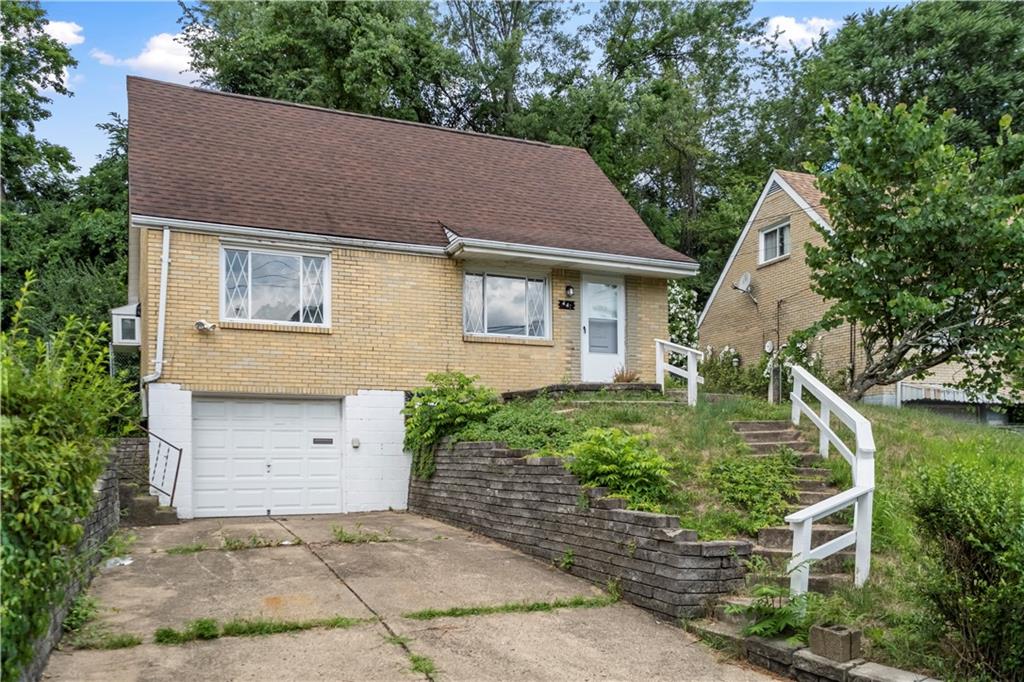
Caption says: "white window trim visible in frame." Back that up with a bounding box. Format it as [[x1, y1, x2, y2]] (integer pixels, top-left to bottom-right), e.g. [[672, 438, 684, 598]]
[[759, 220, 791, 265], [463, 268, 552, 341], [218, 244, 332, 328]]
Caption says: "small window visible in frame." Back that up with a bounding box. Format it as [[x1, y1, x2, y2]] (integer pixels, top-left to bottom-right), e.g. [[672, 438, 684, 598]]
[[760, 222, 790, 264], [120, 317, 137, 342], [463, 272, 548, 338], [222, 247, 328, 325]]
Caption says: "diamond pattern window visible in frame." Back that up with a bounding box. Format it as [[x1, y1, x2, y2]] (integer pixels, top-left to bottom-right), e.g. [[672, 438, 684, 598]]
[[463, 272, 548, 338], [222, 247, 327, 325]]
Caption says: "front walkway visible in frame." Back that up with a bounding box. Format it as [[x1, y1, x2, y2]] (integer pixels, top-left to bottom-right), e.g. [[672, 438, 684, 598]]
[[45, 512, 772, 681]]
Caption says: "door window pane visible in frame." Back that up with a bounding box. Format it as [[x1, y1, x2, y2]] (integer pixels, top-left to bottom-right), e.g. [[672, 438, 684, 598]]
[[585, 282, 618, 319], [589, 318, 618, 353], [485, 275, 526, 335], [251, 252, 300, 322]]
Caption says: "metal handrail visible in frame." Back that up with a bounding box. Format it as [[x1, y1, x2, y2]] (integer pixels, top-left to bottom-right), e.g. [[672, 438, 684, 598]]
[[654, 339, 704, 406], [785, 364, 875, 595], [127, 423, 183, 507]]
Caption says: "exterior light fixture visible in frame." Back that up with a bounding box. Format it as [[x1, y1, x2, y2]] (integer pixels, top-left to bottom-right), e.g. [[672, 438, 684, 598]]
[[565, 285, 575, 298]]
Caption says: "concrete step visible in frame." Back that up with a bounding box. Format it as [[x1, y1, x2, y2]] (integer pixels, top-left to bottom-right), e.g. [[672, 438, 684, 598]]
[[751, 452, 821, 466], [796, 490, 838, 505], [752, 546, 854, 573], [748, 440, 813, 454], [794, 466, 829, 478], [713, 596, 758, 626], [758, 524, 851, 549], [122, 494, 179, 526], [795, 477, 834, 491], [730, 420, 792, 433], [752, 572, 852, 595], [684, 619, 745, 655], [739, 429, 802, 443]]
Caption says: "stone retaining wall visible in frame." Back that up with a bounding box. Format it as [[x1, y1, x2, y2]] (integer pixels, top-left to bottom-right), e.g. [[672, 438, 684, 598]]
[[111, 436, 148, 485], [408, 441, 751, 620], [21, 465, 120, 682]]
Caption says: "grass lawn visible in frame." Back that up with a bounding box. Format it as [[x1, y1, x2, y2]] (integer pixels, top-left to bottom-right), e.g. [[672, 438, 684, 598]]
[[452, 392, 1024, 676]]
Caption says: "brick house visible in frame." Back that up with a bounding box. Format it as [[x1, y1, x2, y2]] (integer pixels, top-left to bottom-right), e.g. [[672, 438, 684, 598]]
[[114, 77, 698, 519], [698, 169, 1012, 424]]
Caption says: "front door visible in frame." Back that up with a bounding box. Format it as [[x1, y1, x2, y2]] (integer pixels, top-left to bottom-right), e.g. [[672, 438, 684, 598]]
[[581, 275, 625, 382]]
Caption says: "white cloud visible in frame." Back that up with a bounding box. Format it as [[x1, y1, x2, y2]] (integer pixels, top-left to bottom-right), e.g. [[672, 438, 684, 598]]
[[43, 20, 85, 46], [90, 33, 196, 84], [766, 16, 839, 50]]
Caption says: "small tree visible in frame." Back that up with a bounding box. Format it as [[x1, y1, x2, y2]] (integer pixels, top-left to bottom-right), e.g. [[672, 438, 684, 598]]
[[805, 98, 1024, 401], [667, 280, 698, 348]]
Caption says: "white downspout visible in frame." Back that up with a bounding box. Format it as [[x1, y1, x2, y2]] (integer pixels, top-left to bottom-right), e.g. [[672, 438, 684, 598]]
[[142, 227, 171, 385]]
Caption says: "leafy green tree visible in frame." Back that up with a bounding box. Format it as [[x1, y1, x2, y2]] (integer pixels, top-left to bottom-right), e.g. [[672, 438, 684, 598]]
[[444, 0, 586, 134], [0, 0, 77, 204], [805, 98, 1024, 401], [179, 0, 462, 125], [803, 1, 1024, 151]]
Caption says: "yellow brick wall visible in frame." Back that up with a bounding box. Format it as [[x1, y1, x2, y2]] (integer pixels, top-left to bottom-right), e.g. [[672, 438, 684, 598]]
[[141, 229, 669, 395]]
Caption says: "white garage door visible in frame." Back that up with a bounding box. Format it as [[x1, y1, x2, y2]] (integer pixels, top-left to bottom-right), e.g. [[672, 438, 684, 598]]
[[192, 398, 342, 518]]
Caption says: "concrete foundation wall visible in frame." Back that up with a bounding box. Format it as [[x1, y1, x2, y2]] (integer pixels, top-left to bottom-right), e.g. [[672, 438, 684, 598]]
[[408, 441, 751, 620]]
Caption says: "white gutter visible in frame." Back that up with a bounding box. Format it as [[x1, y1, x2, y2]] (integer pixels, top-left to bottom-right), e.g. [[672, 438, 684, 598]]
[[446, 236, 699, 278], [142, 226, 170, 384]]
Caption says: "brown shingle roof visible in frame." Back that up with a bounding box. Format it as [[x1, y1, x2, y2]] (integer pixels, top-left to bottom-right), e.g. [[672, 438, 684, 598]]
[[127, 77, 694, 264], [774, 169, 831, 225]]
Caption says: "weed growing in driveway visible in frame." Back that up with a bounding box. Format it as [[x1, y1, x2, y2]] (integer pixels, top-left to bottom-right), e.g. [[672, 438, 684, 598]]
[[220, 534, 295, 551], [71, 628, 143, 650], [165, 542, 206, 555], [409, 653, 437, 676], [402, 594, 618, 621], [555, 549, 574, 570], [383, 634, 411, 646], [100, 530, 137, 559], [64, 595, 99, 632], [332, 524, 398, 544], [154, 618, 219, 644], [154, 616, 366, 644]]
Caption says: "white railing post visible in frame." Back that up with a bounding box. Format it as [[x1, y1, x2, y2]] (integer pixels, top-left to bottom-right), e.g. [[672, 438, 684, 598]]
[[854, 490, 873, 587], [790, 373, 802, 426], [686, 350, 697, 406], [789, 519, 812, 595], [819, 404, 830, 458], [655, 341, 665, 392]]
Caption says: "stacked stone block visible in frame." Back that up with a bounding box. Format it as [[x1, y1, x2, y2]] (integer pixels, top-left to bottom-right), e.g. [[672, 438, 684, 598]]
[[408, 441, 751, 619]]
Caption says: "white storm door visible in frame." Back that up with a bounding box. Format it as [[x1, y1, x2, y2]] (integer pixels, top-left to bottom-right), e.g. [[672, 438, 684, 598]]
[[580, 275, 626, 382], [192, 398, 342, 518]]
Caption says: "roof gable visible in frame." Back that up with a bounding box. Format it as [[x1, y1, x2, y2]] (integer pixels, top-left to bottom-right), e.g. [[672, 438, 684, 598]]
[[127, 77, 694, 267], [697, 170, 830, 327]]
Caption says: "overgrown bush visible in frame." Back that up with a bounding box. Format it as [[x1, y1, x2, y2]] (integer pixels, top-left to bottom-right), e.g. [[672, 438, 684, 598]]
[[910, 463, 1024, 680], [699, 346, 770, 397], [705, 451, 797, 534], [559, 428, 675, 512], [455, 398, 584, 452], [1, 275, 133, 679], [403, 372, 498, 479]]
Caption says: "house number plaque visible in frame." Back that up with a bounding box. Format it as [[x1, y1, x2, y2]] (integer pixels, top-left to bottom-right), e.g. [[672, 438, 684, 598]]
[[558, 300, 575, 310]]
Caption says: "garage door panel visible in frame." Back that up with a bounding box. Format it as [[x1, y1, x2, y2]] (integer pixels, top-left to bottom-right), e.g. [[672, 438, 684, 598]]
[[193, 398, 342, 518]]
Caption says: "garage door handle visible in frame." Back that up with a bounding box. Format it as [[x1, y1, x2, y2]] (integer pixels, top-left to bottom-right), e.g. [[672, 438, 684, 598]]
[[266, 463, 271, 473]]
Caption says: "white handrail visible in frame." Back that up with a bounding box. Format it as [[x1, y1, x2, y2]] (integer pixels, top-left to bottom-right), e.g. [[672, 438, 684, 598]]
[[785, 364, 875, 595], [654, 340, 704, 406]]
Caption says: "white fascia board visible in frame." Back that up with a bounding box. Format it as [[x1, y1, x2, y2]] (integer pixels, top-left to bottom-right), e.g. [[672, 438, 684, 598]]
[[446, 237, 699, 278], [697, 171, 832, 329], [130, 215, 449, 257]]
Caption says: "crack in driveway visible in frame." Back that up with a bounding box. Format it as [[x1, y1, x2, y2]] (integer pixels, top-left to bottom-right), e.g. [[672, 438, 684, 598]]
[[271, 516, 434, 681]]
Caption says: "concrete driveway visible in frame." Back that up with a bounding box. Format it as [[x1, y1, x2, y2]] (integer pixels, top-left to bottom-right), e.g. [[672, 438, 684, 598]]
[[44, 512, 772, 682]]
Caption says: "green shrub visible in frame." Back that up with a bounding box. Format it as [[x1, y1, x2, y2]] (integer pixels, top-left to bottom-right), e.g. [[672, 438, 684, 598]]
[[910, 463, 1024, 680], [699, 347, 770, 397], [705, 452, 797, 534], [455, 398, 584, 451], [1, 275, 133, 679], [403, 372, 499, 479], [559, 428, 675, 512]]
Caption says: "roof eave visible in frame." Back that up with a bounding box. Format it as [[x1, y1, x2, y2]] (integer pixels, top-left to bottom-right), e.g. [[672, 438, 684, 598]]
[[446, 236, 699, 278]]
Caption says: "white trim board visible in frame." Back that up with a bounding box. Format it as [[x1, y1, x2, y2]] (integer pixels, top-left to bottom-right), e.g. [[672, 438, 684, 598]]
[[697, 171, 831, 328]]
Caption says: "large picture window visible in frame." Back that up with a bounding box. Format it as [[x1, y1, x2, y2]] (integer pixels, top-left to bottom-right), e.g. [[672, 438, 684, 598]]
[[463, 272, 548, 338], [222, 246, 328, 325], [760, 221, 791, 264]]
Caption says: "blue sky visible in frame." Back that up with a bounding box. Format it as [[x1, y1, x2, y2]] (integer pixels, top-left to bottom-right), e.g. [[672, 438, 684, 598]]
[[38, 1, 900, 174]]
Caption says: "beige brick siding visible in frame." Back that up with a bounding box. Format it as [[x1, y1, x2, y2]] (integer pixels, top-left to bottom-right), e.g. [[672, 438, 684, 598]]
[[141, 229, 668, 395]]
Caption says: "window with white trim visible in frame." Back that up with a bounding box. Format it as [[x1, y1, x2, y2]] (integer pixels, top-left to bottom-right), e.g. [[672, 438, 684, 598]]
[[222, 247, 328, 325], [760, 222, 791, 263], [463, 272, 549, 338]]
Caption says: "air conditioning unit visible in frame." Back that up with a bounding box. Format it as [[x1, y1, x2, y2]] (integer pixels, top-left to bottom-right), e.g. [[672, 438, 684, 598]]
[[111, 303, 141, 347]]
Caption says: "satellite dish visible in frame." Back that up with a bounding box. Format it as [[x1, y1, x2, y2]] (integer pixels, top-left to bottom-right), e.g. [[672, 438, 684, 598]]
[[764, 340, 774, 354], [735, 272, 752, 293]]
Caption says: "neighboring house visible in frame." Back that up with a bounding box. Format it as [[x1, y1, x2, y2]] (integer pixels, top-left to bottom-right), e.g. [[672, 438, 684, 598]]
[[698, 169, 1012, 426], [115, 77, 698, 519]]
